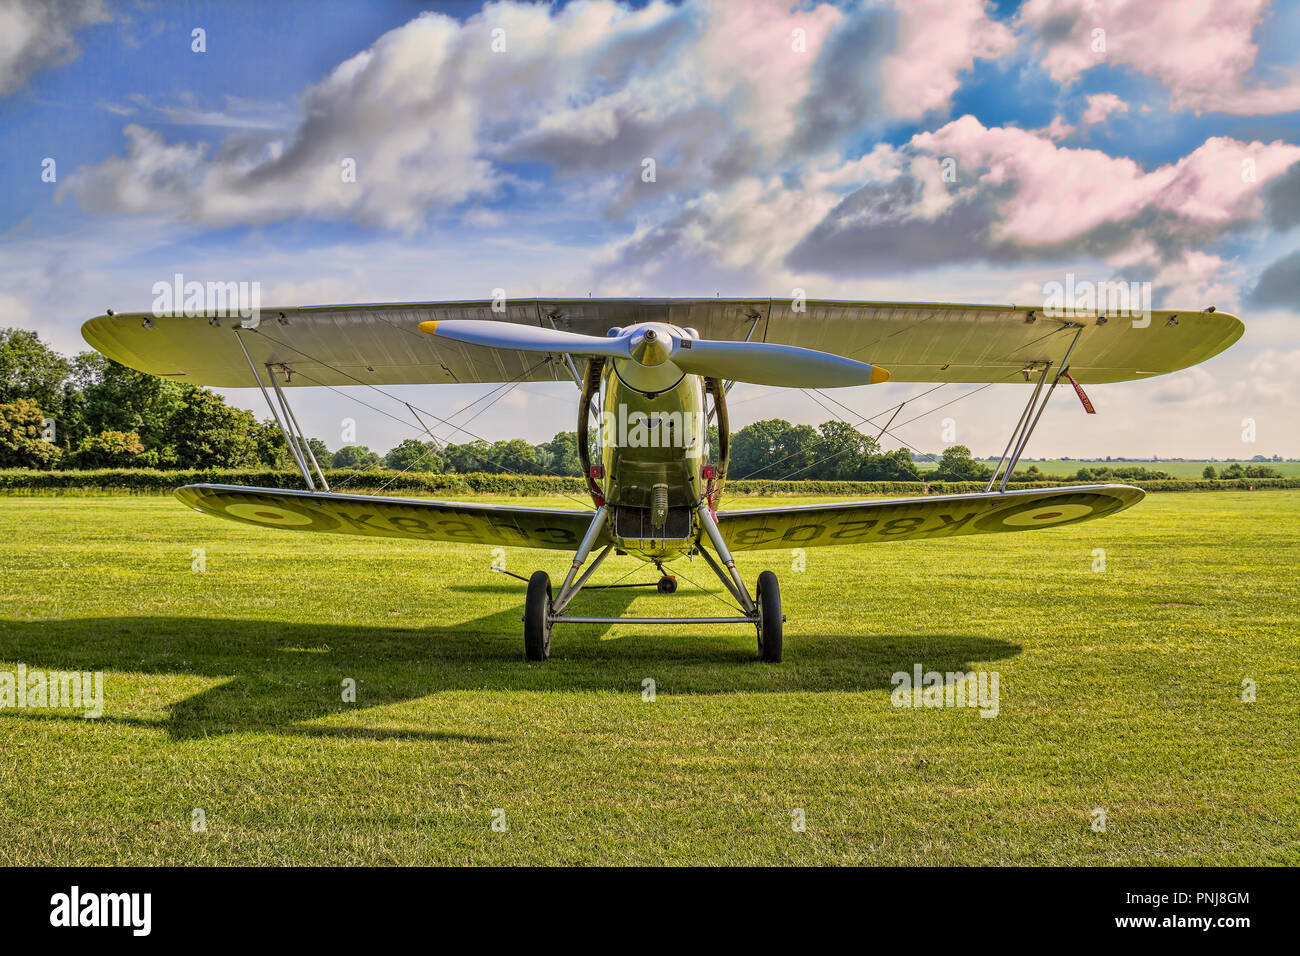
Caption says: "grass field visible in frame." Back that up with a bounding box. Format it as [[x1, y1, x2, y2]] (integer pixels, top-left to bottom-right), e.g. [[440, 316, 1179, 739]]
[[916, 458, 1300, 478], [1, 491, 1297, 865]]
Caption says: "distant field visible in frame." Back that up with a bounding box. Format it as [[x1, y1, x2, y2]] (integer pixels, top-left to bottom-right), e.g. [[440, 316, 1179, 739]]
[[1, 492, 1297, 865], [917, 459, 1300, 478]]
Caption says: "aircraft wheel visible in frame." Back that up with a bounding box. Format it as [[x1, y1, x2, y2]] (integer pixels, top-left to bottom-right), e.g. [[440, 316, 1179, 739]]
[[657, 575, 678, 594], [756, 570, 783, 663], [524, 570, 553, 661]]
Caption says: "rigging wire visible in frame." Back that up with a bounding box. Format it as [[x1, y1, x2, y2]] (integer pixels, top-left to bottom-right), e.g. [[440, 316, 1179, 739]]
[[255, 336, 592, 505], [731, 381, 950, 480], [730, 321, 1078, 481], [374, 380, 524, 495]]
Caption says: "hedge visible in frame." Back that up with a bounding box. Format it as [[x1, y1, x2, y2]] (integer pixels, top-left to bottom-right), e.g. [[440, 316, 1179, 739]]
[[1, 469, 1298, 496]]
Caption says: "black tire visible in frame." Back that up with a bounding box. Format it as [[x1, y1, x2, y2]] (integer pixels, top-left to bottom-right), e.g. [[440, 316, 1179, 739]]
[[524, 570, 553, 661], [756, 570, 783, 663], [657, 575, 678, 594]]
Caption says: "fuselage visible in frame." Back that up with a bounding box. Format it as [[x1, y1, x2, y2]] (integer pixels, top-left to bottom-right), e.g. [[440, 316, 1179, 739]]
[[584, 323, 717, 564]]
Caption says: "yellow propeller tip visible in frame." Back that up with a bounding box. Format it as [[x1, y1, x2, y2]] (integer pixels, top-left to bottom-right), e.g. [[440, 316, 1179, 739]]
[[870, 365, 891, 384], [419, 320, 439, 335]]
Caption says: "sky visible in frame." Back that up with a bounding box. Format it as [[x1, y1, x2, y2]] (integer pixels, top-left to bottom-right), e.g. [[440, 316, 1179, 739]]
[[2, 0, 1298, 460]]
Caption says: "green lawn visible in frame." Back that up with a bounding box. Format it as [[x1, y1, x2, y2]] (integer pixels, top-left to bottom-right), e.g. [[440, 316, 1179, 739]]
[[916, 458, 1300, 478], [1, 491, 1297, 865]]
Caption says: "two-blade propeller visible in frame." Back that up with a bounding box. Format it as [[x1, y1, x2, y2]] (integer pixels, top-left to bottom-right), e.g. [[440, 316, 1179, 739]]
[[418, 320, 889, 388]]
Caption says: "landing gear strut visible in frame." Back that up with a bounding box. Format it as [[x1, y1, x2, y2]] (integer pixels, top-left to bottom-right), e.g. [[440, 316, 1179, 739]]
[[520, 500, 787, 662]]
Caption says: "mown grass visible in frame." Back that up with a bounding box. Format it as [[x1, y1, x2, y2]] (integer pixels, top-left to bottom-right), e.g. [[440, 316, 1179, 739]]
[[918, 458, 1300, 478], [0, 491, 1296, 865]]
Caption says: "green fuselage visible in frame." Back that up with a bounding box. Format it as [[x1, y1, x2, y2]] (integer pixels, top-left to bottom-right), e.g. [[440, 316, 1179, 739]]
[[593, 358, 712, 563]]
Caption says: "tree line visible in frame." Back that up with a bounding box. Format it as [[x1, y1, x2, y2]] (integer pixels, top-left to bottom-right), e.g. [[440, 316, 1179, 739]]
[[0, 328, 586, 474]]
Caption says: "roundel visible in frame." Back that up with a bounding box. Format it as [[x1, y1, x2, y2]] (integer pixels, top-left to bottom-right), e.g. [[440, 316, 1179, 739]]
[[975, 493, 1121, 533], [208, 496, 342, 532]]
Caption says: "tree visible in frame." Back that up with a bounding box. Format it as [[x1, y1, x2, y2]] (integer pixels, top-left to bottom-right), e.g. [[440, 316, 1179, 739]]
[[810, 421, 879, 480], [1202, 465, 1217, 479], [306, 438, 333, 470], [729, 419, 819, 479], [536, 431, 581, 476], [167, 387, 262, 468], [490, 438, 542, 474], [0, 330, 73, 429], [442, 440, 492, 473], [69, 430, 145, 468], [332, 444, 382, 469], [71, 352, 186, 459], [384, 439, 442, 472], [864, 447, 922, 480], [0, 399, 62, 468], [932, 445, 992, 481]]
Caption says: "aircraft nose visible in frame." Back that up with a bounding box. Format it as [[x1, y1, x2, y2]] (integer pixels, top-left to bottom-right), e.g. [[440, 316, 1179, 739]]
[[629, 327, 672, 366]]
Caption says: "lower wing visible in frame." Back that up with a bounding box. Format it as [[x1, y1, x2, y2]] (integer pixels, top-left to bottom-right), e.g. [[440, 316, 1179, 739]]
[[717, 484, 1144, 552], [175, 484, 604, 551]]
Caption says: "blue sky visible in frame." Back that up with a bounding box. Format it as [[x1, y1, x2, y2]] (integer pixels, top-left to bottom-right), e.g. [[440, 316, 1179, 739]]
[[3, 0, 1299, 459]]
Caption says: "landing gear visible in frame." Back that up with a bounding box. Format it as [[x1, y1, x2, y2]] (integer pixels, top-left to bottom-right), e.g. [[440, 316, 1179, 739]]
[[524, 570, 553, 661], [756, 570, 783, 663], [519, 502, 788, 662]]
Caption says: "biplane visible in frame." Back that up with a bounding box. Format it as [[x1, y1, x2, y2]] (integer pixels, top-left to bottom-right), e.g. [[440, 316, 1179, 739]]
[[83, 298, 1242, 661]]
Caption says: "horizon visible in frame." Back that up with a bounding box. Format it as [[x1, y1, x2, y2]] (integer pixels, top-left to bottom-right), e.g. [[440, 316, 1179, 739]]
[[3, 1, 1298, 459]]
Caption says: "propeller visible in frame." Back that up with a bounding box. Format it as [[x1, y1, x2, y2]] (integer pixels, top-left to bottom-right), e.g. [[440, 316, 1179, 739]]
[[418, 319, 889, 388]]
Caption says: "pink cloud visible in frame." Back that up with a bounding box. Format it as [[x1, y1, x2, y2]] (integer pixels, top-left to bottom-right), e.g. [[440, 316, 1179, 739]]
[[1018, 0, 1300, 114], [910, 117, 1300, 247], [880, 0, 1015, 118], [1080, 92, 1128, 125]]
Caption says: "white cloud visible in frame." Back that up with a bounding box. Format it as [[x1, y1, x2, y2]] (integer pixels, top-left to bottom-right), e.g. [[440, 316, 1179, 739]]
[[61, 0, 1018, 231], [0, 0, 110, 96]]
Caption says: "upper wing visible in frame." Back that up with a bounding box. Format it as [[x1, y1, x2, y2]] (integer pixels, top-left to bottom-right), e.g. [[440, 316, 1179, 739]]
[[82, 298, 1242, 387], [717, 484, 1144, 552], [175, 484, 604, 551]]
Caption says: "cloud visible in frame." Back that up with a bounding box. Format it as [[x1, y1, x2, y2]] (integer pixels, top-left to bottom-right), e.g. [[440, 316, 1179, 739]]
[[878, 0, 1015, 119], [0, 0, 110, 96], [1080, 92, 1128, 125], [102, 92, 299, 130], [1017, 0, 1300, 115], [65, 2, 839, 229], [1263, 159, 1300, 229], [1040, 115, 1075, 141], [0, 292, 33, 326], [785, 117, 1300, 280], [1248, 249, 1300, 307], [62, 0, 1017, 231]]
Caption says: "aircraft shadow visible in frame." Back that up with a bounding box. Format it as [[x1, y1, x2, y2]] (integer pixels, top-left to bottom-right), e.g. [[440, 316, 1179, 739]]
[[0, 588, 1019, 742]]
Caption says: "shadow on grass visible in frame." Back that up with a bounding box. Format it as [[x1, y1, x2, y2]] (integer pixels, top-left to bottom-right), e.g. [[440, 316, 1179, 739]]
[[0, 589, 1020, 741]]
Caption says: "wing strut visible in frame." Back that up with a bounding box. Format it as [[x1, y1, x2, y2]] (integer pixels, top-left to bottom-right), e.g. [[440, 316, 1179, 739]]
[[985, 362, 1049, 492], [234, 331, 329, 492], [987, 324, 1084, 493]]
